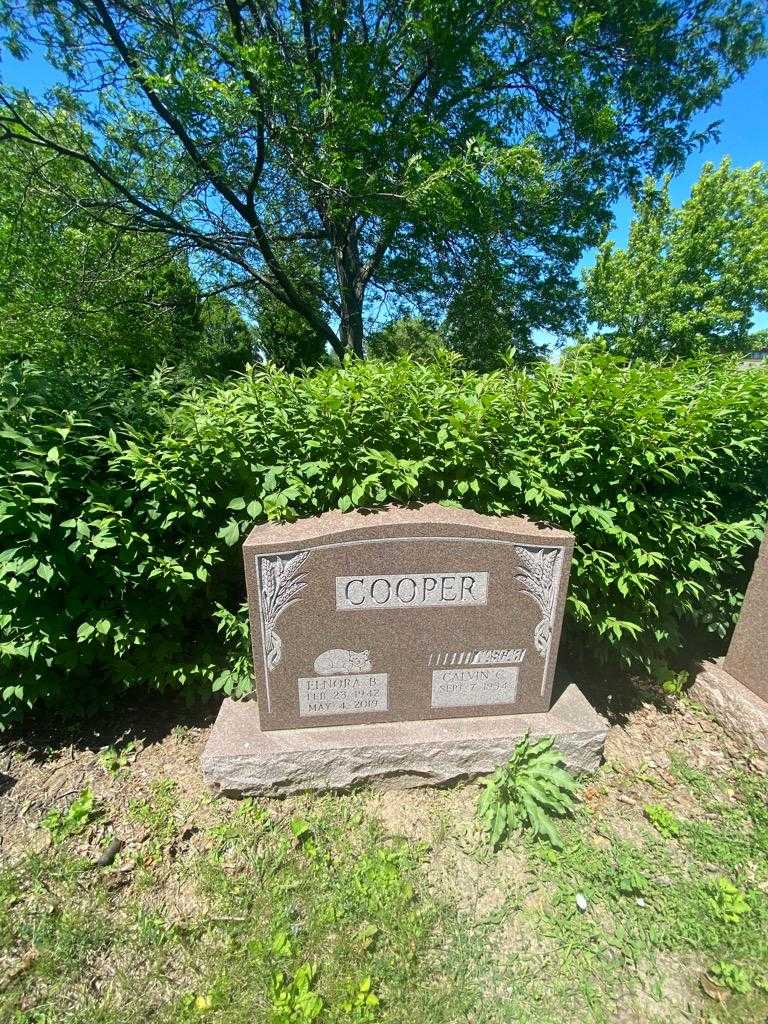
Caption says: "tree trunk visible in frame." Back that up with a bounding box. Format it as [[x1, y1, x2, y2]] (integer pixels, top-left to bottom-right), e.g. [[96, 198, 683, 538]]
[[334, 224, 366, 358], [340, 287, 365, 357]]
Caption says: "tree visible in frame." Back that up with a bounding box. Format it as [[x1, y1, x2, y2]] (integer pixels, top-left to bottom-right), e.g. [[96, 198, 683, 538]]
[[443, 249, 554, 369], [247, 246, 329, 369], [365, 315, 444, 361], [252, 287, 329, 370], [194, 294, 256, 376], [584, 159, 768, 359], [0, 121, 254, 374], [1, 1, 763, 359]]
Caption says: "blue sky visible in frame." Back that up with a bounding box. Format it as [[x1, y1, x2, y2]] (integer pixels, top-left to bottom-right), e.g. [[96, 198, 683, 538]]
[[607, 59, 768, 248], [2, 44, 767, 333]]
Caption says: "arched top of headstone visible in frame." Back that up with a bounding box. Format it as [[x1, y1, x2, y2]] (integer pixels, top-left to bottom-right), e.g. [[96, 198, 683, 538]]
[[243, 502, 573, 550]]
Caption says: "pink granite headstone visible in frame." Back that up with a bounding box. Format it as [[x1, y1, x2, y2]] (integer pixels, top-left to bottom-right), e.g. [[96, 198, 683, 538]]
[[692, 528, 768, 753], [722, 529, 768, 704], [202, 505, 608, 794], [242, 505, 573, 731]]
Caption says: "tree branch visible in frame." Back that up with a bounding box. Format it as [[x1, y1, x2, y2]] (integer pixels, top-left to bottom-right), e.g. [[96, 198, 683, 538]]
[[222, 0, 267, 212], [0, 105, 291, 309], [80, 0, 254, 225], [63, 2, 342, 351], [297, 0, 323, 97]]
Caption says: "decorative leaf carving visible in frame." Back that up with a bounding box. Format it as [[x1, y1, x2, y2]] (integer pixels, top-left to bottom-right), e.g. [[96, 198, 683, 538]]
[[259, 550, 310, 670], [514, 546, 561, 658]]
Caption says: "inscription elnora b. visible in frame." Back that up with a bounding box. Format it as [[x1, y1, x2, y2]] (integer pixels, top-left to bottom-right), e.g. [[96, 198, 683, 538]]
[[298, 673, 388, 717], [337, 571, 488, 610]]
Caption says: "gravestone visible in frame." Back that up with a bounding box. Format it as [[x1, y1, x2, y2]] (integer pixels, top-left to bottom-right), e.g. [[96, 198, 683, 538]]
[[692, 528, 768, 753], [202, 505, 608, 794]]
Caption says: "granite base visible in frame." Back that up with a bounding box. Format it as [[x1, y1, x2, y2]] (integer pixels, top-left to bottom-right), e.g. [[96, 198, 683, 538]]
[[690, 659, 768, 754], [201, 683, 608, 796]]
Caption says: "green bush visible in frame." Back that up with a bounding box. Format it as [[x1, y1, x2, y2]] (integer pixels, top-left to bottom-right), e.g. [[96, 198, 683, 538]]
[[2, 351, 767, 726]]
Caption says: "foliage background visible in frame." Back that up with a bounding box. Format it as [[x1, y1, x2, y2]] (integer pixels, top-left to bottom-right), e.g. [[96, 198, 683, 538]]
[[1, 352, 767, 727], [584, 159, 768, 359], [2, 0, 764, 358], [0, 132, 256, 378]]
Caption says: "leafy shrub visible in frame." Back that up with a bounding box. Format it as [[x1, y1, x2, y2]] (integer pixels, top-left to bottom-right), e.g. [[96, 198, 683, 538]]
[[708, 878, 750, 924], [269, 963, 323, 1023], [42, 788, 98, 841], [0, 360, 206, 721], [2, 350, 768, 726], [477, 735, 579, 849], [708, 961, 752, 994]]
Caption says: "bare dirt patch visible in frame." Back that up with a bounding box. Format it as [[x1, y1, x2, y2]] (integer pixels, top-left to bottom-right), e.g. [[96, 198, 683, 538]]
[[0, 694, 216, 864]]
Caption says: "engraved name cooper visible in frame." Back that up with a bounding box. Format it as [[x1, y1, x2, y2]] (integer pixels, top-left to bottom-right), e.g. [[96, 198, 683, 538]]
[[336, 571, 488, 610]]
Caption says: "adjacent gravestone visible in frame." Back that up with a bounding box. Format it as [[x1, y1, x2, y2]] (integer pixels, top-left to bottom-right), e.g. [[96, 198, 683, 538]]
[[202, 505, 608, 794], [722, 529, 768, 705], [692, 528, 768, 753]]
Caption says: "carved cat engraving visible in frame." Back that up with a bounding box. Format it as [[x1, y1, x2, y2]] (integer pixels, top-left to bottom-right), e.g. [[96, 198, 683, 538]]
[[313, 649, 372, 676]]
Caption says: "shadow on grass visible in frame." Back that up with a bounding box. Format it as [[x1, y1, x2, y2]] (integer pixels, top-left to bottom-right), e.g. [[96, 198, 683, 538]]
[[5, 623, 732, 766], [556, 623, 729, 726], [4, 686, 220, 767]]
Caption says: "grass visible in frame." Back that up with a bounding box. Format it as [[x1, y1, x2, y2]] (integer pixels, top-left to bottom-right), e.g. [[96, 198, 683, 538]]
[[1, 699, 768, 1023]]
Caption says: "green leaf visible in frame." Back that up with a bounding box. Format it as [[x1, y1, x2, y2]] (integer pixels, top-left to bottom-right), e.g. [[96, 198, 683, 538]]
[[217, 520, 240, 546], [92, 534, 117, 549], [476, 734, 575, 851]]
